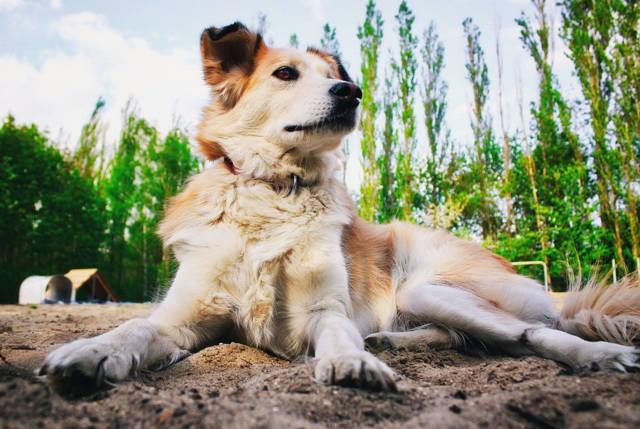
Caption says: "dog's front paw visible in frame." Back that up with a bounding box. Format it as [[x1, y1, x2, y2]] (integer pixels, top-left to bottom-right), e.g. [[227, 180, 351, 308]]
[[314, 351, 397, 391], [39, 337, 138, 392]]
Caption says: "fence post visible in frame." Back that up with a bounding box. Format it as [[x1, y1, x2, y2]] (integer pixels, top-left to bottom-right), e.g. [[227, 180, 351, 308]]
[[512, 261, 549, 292]]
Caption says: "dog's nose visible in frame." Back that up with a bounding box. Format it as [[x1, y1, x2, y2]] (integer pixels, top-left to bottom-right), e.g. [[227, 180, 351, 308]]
[[329, 82, 362, 105]]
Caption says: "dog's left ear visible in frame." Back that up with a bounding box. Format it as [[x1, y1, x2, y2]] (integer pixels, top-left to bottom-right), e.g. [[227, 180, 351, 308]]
[[200, 22, 265, 107]]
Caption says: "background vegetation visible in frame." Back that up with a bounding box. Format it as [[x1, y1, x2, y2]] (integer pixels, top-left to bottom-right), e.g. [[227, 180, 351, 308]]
[[1, 0, 638, 302]]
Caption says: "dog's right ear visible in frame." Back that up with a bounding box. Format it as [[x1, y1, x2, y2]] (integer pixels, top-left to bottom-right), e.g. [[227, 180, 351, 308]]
[[200, 22, 265, 108]]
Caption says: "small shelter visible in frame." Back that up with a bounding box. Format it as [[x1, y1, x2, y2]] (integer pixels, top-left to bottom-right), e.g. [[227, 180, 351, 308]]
[[19, 275, 73, 304], [18, 269, 118, 304], [64, 269, 118, 302]]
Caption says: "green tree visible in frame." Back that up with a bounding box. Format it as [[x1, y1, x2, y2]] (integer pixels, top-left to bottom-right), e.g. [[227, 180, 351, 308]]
[[418, 22, 463, 229], [71, 98, 107, 183], [393, 0, 419, 221], [561, 0, 627, 271], [462, 17, 502, 238], [320, 23, 341, 57], [103, 105, 200, 301], [377, 75, 399, 222], [502, 0, 598, 287], [0, 116, 106, 303], [289, 33, 299, 49], [357, 0, 384, 221]]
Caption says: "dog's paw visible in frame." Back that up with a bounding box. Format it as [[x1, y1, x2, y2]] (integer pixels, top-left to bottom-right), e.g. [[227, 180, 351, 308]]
[[364, 333, 394, 353], [39, 338, 138, 391], [314, 351, 398, 391], [579, 343, 640, 373]]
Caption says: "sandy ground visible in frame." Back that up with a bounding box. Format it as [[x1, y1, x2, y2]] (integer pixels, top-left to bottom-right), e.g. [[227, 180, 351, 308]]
[[1, 304, 639, 428]]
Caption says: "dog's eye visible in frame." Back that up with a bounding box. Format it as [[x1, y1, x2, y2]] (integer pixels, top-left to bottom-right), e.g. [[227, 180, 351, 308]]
[[273, 66, 299, 81]]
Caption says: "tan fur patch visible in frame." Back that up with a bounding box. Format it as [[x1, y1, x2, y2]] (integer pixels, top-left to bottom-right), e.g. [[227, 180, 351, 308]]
[[342, 218, 394, 303]]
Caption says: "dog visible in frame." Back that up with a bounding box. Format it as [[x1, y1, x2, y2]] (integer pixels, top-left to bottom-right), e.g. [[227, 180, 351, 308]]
[[40, 22, 640, 392]]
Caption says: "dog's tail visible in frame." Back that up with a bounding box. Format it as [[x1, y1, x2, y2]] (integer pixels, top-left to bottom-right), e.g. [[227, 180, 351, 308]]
[[555, 275, 640, 345]]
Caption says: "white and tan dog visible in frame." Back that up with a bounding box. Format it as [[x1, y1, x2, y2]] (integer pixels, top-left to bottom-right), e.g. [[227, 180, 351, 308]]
[[41, 23, 640, 392]]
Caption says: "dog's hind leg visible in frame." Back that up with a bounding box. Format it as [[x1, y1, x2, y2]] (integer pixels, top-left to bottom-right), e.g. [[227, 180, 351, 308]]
[[396, 283, 640, 372], [364, 326, 454, 352]]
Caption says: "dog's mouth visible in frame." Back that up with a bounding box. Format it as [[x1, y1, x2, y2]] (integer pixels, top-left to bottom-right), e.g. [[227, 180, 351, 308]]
[[284, 107, 357, 133]]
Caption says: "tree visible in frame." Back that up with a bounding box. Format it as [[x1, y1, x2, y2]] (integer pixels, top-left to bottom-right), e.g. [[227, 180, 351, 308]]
[[102, 104, 154, 301], [0, 116, 106, 303], [139, 125, 200, 297], [393, 0, 419, 221], [377, 75, 399, 222], [495, 23, 514, 235], [320, 23, 341, 57], [419, 22, 462, 229], [103, 104, 200, 301], [289, 33, 299, 49], [499, 0, 599, 287], [71, 98, 107, 183], [357, 0, 384, 221], [561, 0, 627, 271], [462, 17, 502, 238]]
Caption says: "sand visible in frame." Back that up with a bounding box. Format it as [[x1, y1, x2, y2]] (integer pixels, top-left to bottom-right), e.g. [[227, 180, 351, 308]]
[[1, 303, 639, 428]]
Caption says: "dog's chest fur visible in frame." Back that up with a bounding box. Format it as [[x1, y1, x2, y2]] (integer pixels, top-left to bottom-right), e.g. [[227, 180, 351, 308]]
[[161, 168, 352, 354]]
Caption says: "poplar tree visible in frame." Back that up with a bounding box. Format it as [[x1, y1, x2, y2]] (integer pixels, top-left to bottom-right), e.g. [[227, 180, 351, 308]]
[[609, 0, 640, 268], [561, 0, 627, 271], [357, 0, 384, 221], [513, 0, 595, 285], [71, 98, 107, 183], [289, 33, 299, 48], [462, 17, 502, 238], [419, 22, 459, 228], [320, 23, 341, 57], [377, 75, 399, 222], [393, 0, 418, 221]]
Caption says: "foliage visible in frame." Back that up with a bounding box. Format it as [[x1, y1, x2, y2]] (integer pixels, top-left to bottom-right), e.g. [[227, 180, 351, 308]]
[[2, 0, 640, 301], [320, 23, 341, 57], [357, 0, 384, 221], [0, 116, 106, 303]]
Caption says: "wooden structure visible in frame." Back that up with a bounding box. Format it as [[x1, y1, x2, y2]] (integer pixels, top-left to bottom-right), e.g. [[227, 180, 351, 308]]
[[64, 269, 119, 302]]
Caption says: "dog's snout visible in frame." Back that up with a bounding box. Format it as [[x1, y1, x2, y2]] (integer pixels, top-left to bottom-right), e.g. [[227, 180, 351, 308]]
[[329, 82, 363, 105]]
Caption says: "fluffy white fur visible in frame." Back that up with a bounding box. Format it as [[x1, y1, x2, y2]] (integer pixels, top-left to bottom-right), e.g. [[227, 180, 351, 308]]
[[40, 23, 640, 393]]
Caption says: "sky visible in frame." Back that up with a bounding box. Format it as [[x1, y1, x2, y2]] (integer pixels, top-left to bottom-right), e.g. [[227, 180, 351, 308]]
[[0, 0, 580, 190]]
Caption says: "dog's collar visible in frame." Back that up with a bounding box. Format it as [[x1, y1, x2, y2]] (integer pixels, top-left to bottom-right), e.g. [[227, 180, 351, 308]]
[[222, 156, 308, 196]]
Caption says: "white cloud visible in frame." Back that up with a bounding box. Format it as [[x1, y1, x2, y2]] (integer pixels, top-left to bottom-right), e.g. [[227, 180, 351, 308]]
[[50, 0, 62, 10], [0, 0, 23, 12], [0, 11, 208, 149], [303, 0, 326, 23]]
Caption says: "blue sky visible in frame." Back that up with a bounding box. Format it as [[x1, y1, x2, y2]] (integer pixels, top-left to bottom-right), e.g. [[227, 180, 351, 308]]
[[0, 0, 579, 189]]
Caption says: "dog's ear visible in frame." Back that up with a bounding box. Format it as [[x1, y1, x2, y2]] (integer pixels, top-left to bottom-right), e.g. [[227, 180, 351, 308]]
[[200, 22, 265, 107]]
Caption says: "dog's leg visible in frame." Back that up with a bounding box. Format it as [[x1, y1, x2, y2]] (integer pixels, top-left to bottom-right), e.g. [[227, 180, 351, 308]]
[[397, 283, 640, 372], [309, 312, 398, 391], [40, 258, 232, 387], [364, 326, 453, 352]]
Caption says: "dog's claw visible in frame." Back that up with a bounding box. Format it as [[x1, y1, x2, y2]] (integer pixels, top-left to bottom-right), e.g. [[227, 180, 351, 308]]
[[364, 334, 393, 353]]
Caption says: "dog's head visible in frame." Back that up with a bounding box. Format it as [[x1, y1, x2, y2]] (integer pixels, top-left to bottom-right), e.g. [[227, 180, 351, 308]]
[[196, 22, 360, 171]]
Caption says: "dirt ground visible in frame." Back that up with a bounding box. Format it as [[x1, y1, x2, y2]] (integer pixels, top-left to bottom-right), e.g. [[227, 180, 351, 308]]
[[1, 304, 639, 428]]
